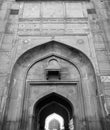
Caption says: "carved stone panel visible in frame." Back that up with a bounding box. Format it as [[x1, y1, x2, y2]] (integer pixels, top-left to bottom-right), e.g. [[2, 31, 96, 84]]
[[18, 22, 89, 36]]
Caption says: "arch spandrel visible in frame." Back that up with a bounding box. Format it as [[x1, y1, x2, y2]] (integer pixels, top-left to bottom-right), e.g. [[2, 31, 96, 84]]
[[16, 38, 93, 70]]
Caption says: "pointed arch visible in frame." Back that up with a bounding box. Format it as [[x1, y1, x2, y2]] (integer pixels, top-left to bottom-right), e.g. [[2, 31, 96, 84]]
[[3, 40, 103, 130], [45, 113, 64, 130], [32, 92, 74, 130]]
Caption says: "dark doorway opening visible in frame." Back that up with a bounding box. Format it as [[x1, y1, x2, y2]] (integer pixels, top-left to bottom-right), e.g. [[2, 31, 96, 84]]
[[32, 93, 74, 130]]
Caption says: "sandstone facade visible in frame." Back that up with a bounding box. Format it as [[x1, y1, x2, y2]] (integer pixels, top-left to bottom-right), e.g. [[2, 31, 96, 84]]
[[0, 0, 110, 130]]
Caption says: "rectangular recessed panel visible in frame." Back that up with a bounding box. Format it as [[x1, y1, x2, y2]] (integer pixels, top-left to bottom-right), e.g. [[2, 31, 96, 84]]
[[66, 3, 84, 18], [96, 50, 109, 61], [10, 9, 19, 15], [99, 62, 110, 71], [87, 9, 96, 14], [23, 3, 40, 18], [42, 2, 64, 18]]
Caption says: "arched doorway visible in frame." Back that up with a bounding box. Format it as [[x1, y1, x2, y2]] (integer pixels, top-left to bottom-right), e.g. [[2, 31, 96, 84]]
[[3, 41, 104, 130], [32, 93, 74, 130]]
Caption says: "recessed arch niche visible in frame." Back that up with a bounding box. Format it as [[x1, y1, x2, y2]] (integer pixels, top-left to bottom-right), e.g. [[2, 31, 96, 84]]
[[3, 41, 103, 130]]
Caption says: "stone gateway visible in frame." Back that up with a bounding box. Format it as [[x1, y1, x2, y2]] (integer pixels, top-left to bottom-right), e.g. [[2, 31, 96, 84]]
[[0, 0, 110, 130]]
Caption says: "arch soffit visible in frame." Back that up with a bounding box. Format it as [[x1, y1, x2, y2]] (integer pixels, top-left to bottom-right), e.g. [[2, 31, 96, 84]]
[[39, 101, 69, 113], [33, 92, 73, 114], [30, 90, 74, 116], [33, 93, 73, 124], [38, 101, 70, 119]]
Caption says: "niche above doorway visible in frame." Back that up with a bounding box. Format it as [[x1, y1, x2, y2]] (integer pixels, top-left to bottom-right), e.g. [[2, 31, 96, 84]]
[[45, 59, 61, 80]]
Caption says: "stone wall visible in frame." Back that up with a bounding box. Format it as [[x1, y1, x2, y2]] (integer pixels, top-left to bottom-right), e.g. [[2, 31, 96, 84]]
[[0, 0, 110, 129]]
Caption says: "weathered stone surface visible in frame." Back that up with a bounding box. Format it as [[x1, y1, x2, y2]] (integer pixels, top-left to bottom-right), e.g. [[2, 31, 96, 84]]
[[0, 0, 110, 130], [1, 35, 15, 51], [18, 21, 89, 36], [0, 51, 11, 73], [22, 2, 86, 19], [5, 23, 17, 34]]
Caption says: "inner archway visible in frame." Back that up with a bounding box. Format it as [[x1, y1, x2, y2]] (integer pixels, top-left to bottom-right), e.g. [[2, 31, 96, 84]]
[[32, 93, 74, 130], [45, 113, 64, 130]]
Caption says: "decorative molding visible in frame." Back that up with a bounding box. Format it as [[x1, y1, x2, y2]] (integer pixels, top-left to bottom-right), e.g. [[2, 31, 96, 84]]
[[17, 22, 89, 36], [100, 76, 110, 82], [28, 81, 78, 85]]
